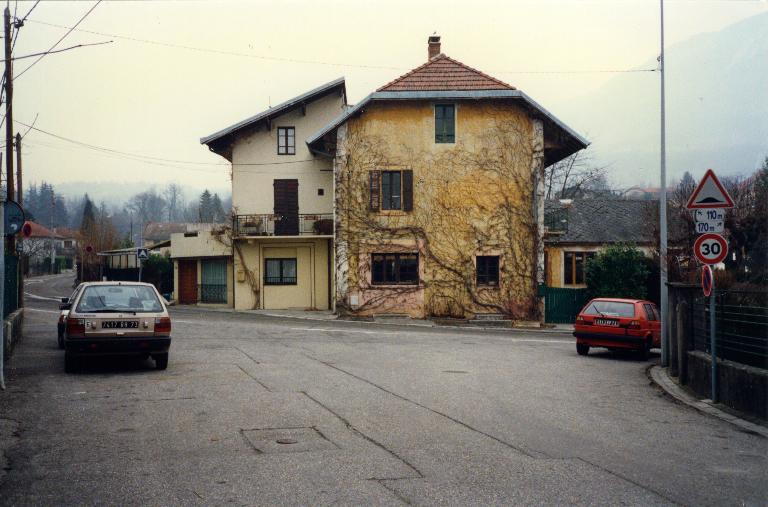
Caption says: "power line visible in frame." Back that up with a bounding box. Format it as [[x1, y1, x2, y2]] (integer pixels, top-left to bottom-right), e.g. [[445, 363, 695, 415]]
[[0, 40, 112, 62], [24, 18, 658, 76], [14, 0, 101, 81]]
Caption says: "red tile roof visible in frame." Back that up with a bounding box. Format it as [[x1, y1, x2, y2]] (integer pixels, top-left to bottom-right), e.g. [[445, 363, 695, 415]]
[[377, 54, 515, 92], [24, 221, 63, 239]]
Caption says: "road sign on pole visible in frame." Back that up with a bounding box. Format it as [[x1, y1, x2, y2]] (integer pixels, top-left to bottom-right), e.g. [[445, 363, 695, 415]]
[[701, 265, 713, 297], [686, 169, 734, 209], [136, 248, 149, 261], [693, 233, 728, 265]]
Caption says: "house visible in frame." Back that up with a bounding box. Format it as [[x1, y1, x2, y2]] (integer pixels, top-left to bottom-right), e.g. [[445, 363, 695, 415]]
[[307, 36, 587, 319], [200, 78, 345, 310], [544, 199, 656, 288], [21, 221, 64, 275]]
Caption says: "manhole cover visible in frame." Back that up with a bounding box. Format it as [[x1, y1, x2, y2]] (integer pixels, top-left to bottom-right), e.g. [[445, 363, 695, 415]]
[[242, 427, 338, 454]]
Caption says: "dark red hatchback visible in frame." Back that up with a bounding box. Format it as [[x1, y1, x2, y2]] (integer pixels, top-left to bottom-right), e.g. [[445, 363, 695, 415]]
[[573, 298, 661, 359]]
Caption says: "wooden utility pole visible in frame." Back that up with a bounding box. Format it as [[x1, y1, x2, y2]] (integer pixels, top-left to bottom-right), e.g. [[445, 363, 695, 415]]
[[15, 132, 22, 308], [4, 7, 14, 200]]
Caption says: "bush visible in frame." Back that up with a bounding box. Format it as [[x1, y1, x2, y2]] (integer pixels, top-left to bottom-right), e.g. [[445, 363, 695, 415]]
[[585, 243, 650, 300]]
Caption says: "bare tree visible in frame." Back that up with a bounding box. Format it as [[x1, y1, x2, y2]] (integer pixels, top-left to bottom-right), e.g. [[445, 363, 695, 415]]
[[163, 183, 184, 222], [544, 150, 609, 200]]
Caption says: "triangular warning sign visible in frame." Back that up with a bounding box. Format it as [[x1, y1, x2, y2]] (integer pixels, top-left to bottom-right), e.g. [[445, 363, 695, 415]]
[[686, 169, 734, 209]]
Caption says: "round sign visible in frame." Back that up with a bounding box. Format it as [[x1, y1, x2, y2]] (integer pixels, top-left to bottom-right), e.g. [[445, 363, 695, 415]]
[[4, 200, 25, 236], [701, 265, 713, 297], [694, 233, 728, 265]]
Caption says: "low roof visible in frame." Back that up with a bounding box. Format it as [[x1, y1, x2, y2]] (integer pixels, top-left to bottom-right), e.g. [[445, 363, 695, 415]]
[[200, 77, 345, 158], [545, 199, 657, 245], [24, 221, 63, 239], [144, 222, 189, 241]]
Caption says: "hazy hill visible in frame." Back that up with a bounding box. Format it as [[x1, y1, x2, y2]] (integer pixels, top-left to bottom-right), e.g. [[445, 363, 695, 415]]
[[561, 12, 768, 186], [51, 181, 231, 208]]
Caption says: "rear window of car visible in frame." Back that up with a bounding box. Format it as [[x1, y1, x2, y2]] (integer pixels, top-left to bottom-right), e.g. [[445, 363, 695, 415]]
[[583, 301, 636, 317], [76, 285, 164, 313]]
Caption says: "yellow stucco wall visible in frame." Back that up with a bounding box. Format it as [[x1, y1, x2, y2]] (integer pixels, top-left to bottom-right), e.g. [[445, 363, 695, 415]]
[[230, 92, 344, 216], [233, 237, 331, 310], [336, 100, 542, 319]]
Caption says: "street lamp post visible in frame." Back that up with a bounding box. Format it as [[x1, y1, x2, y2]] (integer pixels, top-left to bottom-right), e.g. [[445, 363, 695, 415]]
[[659, 0, 669, 367]]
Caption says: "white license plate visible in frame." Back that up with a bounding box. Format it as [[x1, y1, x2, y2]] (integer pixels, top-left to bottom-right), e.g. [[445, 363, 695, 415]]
[[102, 321, 139, 329], [595, 318, 619, 327]]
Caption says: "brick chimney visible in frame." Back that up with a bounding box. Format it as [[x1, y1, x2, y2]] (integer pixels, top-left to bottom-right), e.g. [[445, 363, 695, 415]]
[[428, 35, 441, 60]]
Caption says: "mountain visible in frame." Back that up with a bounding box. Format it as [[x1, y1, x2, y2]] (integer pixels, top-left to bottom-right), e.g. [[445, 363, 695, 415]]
[[560, 12, 768, 186], [50, 181, 231, 207]]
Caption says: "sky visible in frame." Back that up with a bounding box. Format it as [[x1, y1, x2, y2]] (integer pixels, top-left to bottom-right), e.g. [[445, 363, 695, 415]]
[[7, 0, 768, 199]]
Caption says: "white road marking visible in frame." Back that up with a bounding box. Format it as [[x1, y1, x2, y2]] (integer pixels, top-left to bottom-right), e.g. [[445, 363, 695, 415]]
[[24, 292, 64, 302], [290, 327, 399, 335], [25, 308, 60, 314]]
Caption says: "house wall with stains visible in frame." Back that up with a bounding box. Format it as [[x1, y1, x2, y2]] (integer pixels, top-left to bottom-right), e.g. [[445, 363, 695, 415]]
[[335, 99, 543, 319]]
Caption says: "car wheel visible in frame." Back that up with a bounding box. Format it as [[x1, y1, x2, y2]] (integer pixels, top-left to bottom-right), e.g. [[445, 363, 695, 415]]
[[576, 343, 590, 356], [154, 353, 169, 370], [64, 352, 77, 373], [638, 338, 651, 360]]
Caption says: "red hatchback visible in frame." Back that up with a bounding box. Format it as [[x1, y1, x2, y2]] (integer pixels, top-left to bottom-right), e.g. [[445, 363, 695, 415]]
[[573, 298, 661, 359]]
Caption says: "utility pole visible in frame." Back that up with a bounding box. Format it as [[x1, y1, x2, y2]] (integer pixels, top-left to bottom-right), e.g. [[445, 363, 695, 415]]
[[659, 0, 669, 367], [15, 132, 22, 308], [50, 193, 55, 274], [4, 7, 14, 203]]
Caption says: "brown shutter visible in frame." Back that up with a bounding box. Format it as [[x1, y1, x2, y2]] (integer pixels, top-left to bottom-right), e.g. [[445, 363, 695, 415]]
[[402, 170, 413, 212], [369, 170, 381, 211]]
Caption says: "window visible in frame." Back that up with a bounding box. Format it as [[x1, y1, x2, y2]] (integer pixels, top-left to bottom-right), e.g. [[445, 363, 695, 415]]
[[76, 285, 164, 313], [583, 301, 636, 317], [435, 104, 455, 143], [277, 127, 295, 155], [564, 251, 596, 285], [371, 253, 419, 285], [264, 258, 297, 285], [476, 256, 500, 286], [381, 171, 401, 210], [643, 304, 658, 321], [369, 170, 413, 212]]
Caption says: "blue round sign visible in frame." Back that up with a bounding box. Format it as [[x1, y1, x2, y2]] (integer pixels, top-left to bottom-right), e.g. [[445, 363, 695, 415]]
[[702, 265, 713, 297]]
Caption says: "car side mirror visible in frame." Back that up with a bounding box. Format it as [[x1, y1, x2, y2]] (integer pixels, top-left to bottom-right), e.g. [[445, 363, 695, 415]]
[[59, 303, 72, 311], [60, 297, 69, 303]]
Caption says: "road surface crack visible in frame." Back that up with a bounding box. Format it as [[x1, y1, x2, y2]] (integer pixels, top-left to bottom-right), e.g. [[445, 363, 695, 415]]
[[303, 354, 543, 459], [301, 391, 424, 479], [235, 364, 272, 391]]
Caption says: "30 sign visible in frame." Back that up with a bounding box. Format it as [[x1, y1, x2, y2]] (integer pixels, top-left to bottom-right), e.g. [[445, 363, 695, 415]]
[[694, 233, 728, 265]]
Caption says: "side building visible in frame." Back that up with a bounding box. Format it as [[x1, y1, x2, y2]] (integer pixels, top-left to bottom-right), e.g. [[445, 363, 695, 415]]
[[200, 78, 346, 310]]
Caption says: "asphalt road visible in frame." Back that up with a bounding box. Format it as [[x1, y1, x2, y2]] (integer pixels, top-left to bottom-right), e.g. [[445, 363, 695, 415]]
[[0, 273, 765, 506]]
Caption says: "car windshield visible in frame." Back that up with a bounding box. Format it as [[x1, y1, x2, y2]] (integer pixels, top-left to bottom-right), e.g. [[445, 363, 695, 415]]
[[75, 285, 164, 313], [583, 301, 636, 317]]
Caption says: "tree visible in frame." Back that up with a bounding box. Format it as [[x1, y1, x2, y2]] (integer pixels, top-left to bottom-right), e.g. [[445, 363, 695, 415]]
[[199, 190, 213, 222], [163, 183, 184, 222], [211, 193, 225, 223], [585, 243, 650, 300], [127, 189, 167, 225], [80, 195, 96, 234], [544, 150, 609, 200]]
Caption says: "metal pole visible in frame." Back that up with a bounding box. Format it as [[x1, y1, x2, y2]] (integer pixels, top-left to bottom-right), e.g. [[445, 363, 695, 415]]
[[710, 277, 717, 402], [659, 0, 669, 367]]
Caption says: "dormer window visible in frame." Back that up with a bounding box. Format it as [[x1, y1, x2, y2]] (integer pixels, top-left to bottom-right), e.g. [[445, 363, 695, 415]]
[[277, 127, 295, 155], [435, 104, 455, 143]]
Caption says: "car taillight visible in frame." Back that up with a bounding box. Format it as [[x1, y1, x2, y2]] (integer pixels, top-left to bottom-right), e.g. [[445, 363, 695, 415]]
[[154, 317, 172, 336], [628, 320, 641, 330], [66, 317, 85, 337]]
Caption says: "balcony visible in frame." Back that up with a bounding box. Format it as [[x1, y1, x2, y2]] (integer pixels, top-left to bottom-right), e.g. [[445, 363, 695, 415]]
[[544, 208, 569, 234], [234, 214, 334, 237]]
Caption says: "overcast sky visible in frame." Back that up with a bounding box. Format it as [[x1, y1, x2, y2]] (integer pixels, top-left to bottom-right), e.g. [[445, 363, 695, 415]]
[[9, 0, 767, 196]]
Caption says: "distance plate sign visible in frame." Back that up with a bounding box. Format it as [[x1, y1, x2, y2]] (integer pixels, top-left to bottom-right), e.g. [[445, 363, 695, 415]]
[[694, 233, 728, 265], [695, 220, 724, 234]]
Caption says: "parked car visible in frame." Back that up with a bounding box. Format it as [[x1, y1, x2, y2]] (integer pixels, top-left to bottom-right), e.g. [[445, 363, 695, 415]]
[[58, 284, 84, 349], [573, 298, 661, 359], [62, 282, 172, 372]]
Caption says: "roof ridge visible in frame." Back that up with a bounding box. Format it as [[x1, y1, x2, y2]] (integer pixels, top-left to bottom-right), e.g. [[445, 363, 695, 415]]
[[376, 53, 515, 92]]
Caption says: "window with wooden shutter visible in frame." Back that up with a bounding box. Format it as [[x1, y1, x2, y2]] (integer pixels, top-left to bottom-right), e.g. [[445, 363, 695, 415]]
[[369, 170, 381, 211], [402, 170, 413, 211]]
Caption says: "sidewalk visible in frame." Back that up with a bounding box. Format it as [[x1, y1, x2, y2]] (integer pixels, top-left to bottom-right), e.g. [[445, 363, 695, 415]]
[[649, 365, 767, 438]]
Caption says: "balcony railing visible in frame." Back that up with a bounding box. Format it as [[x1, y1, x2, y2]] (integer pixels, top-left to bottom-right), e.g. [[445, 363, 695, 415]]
[[234, 214, 333, 237], [544, 208, 569, 233]]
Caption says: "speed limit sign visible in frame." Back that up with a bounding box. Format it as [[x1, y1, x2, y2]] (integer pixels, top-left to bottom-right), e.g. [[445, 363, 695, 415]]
[[694, 233, 728, 265]]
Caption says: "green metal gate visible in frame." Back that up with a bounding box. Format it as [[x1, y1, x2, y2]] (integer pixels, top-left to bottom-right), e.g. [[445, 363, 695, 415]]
[[540, 285, 589, 324], [200, 258, 227, 303]]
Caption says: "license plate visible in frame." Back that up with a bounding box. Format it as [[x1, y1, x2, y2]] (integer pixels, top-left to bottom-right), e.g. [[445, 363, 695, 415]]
[[595, 318, 619, 327], [102, 321, 139, 329]]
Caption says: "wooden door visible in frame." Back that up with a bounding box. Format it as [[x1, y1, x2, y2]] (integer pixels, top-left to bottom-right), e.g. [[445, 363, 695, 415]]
[[274, 179, 299, 236], [178, 260, 198, 304]]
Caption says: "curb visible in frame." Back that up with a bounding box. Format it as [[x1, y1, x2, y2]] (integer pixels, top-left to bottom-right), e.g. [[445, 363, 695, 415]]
[[649, 365, 767, 438], [169, 306, 575, 335]]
